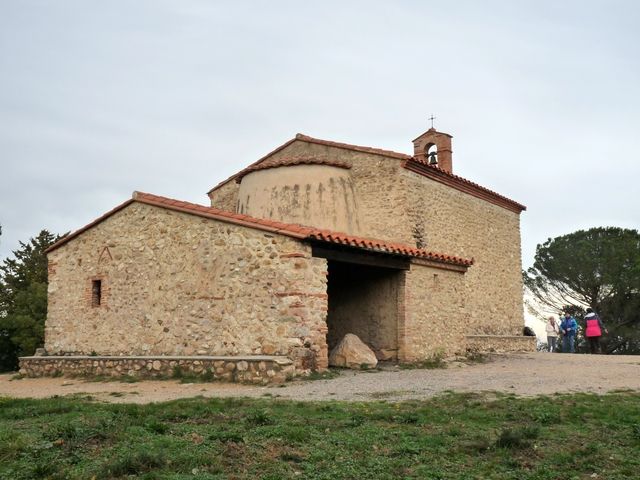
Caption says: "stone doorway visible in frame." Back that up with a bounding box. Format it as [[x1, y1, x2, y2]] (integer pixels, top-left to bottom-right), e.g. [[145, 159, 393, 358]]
[[325, 259, 406, 362]]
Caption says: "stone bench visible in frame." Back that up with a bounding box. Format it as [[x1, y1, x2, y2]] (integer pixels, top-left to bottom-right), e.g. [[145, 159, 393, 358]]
[[18, 355, 295, 385]]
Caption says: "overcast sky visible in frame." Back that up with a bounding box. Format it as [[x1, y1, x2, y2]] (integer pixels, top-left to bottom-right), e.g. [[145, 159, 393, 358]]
[[1, 0, 639, 273]]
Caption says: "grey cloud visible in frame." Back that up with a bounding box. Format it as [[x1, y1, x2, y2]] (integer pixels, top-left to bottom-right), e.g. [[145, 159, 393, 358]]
[[1, 0, 639, 267]]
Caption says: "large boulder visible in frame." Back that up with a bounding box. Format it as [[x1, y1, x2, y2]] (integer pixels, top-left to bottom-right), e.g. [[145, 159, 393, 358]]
[[329, 334, 378, 369]]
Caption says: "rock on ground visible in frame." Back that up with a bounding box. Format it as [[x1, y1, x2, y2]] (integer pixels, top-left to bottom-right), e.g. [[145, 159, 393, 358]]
[[329, 333, 378, 369]]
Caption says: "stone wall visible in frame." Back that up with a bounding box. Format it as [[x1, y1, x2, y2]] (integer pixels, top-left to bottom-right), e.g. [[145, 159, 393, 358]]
[[45, 135, 528, 380], [19, 355, 294, 384], [402, 170, 525, 337], [208, 140, 415, 242], [206, 138, 527, 353], [46, 202, 329, 372], [208, 181, 239, 211], [465, 335, 536, 353], [402, 261, 468, 360], [238, 164, 361, 235]]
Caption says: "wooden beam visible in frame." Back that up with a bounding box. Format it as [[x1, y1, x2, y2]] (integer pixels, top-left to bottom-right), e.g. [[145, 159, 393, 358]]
[[311, 245, 410, 270], [410, 257, 469, 273]]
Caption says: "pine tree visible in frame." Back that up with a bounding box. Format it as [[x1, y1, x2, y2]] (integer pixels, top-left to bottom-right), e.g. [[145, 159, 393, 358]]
[[0, 230, 61, 371], [524, 227, 640, 354]]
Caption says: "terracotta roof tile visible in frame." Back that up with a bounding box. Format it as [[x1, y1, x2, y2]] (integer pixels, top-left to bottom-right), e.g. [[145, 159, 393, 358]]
[[207, 133, 409, 194], [306, 230, 472, 267], [207, 137, 299, 193], [45, 199, 136, 253], [403, 158, 526, 213], [234, 156, 351, 183], [294, 134, 412, 160], [207, 133, 525, 214], [47, 191, 473, 268]]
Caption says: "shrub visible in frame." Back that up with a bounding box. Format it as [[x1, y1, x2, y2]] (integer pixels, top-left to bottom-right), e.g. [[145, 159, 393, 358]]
[[495, 425, 540, 449]]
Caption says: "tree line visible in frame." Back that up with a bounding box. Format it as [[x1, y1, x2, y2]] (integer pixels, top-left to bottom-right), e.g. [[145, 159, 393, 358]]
[[0, 229, 61, 371]]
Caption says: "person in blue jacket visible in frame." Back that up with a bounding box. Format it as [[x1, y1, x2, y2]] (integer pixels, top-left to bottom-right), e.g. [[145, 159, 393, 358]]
[[560, 312, 578, 353]]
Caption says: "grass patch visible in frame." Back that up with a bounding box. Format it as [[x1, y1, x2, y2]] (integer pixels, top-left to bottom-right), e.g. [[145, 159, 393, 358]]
[[170, 365, 218, 383], [399, 352, 447, 370], [463, 351, 490, 364], [100, 448, 167, 477], [495, 425, 540, 449], [304, 368, 342, 381], [368, 390, 413, 399], [0, 392, 639, 479]]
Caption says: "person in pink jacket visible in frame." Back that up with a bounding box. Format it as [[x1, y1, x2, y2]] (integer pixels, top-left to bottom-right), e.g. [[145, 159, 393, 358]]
[[584, 307, 608, 354]]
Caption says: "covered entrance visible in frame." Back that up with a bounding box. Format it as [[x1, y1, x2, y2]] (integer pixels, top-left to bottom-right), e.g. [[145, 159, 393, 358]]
[[312, 245, 408, 362]]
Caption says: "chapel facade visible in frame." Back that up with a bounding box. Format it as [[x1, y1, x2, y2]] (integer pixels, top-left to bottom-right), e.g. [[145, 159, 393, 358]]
[[20, 128, 534, 382]]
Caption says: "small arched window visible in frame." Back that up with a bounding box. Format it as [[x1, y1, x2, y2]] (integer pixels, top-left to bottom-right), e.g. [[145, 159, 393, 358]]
[[424, 143, 438, 165]]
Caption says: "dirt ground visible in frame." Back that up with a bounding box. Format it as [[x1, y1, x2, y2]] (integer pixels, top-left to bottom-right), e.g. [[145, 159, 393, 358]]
[[1, 352, 639, 404]]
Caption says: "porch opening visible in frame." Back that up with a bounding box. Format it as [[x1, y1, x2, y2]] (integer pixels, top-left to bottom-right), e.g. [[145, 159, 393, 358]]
[[325, 259, 405, 362]]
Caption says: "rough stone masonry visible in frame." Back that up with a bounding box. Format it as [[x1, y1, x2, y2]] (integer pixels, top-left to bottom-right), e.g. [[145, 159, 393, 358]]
[[20, 127, 534, 383]]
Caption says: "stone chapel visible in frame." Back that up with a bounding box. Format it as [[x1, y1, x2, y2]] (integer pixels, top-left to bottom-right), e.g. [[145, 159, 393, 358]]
[[20, 128, 534, 382]]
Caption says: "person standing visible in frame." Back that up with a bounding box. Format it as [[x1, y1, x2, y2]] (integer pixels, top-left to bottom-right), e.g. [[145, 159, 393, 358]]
[[560, 313, 578, 353], [584, 307, 608, 354], [545, 316, 559, 352]]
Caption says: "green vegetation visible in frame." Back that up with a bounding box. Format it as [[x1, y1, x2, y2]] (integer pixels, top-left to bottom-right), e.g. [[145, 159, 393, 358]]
[[524, 227, 640, 353], [0, 229, 61, 371], [462, 351, 490, 364], [398, 356, 447, 370], [1, 392, 639, 479], [304, 368, 342, 380], [398, 350, 488, 370]]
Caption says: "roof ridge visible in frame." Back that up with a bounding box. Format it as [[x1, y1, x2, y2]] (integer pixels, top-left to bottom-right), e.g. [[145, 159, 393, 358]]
[[294, 133, 412, 160], [48, 191, 473, 267], [136, 192, 473, 266], [206, 133, 525, 215], [234, 157, 352, 183], [206, 136, 299, 194], [404, 158, 526, 213], [207, 133, 411, 194], [133, 191, 314, 237]]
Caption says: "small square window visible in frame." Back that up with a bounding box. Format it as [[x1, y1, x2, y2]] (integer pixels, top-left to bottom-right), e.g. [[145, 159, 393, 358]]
[[92, 280, 102, 307]]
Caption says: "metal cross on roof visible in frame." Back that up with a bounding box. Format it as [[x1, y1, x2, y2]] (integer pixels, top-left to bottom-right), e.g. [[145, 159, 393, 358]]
[[429, 115, 436, 129]]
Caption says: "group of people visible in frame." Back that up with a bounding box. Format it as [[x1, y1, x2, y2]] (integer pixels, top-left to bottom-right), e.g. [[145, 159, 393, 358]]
[[545, 308, 608, 354]]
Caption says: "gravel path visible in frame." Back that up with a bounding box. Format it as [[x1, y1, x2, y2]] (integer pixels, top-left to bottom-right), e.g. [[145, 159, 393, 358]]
[[1, 352, 639, 404]]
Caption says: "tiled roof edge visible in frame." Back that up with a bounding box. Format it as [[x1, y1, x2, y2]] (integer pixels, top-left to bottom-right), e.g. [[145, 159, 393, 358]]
[[234, 157, 352, 183], [132, 192, 313, 239], [206, 137, 299, 194], [207, 133, 411, 195], [45, 198, 136, 253], [294, 134, 412, 160], [411, 128, 453, 142], [47, 192, 473, 268], [403, 159, 526, 214], [45, 192, 313, 254], [305, 231, 473, 267]]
